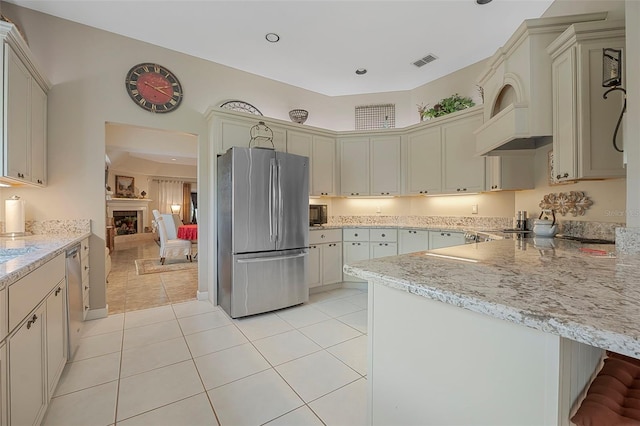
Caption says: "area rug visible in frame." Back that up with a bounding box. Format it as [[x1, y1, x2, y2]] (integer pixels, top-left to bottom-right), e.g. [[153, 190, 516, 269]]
[[135, 258, 197, 275]]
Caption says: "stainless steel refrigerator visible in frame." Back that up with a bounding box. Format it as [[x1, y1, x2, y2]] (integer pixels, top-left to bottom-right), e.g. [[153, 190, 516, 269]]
[[217, 146, 309, 318]]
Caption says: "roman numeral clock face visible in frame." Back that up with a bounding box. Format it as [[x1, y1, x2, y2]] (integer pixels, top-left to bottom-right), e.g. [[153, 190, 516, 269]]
[[125, 63, 183, 113]]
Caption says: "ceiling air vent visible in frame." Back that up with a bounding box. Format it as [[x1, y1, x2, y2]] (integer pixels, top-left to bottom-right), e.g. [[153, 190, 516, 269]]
[[412, 54, 438, 68]]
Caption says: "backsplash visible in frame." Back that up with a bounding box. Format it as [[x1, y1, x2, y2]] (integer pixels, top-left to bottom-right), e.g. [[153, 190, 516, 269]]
[[328, 215, 513, 230], [557, 220, 623, 241], [1, 219, 91, 235], [615, 227, 640, 254]]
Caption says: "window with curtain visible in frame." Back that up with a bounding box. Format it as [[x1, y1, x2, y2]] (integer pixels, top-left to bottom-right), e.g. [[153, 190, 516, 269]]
[[157, 180, 184, 214]]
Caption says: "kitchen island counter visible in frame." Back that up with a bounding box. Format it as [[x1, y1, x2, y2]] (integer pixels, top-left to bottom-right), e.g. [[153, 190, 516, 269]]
[[345, 237, 638, 357], [346, 238, 638, 425]]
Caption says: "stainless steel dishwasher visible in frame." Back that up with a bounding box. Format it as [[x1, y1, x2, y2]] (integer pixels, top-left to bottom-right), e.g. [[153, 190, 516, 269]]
[[66, 244, 83, 358]]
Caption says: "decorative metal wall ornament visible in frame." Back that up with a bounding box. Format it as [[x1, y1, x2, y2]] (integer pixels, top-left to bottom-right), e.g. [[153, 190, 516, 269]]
[[220, 100, 263, 116], [249, 121, 274, 149], [539, 191, 593, 216], [602, 48, 625, 153]]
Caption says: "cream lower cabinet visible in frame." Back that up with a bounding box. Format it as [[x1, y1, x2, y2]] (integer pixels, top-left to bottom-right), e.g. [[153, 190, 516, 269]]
[[548, 20, 626, 182], [81, 238, 90, 319], [398, 229, 430, 254], [308, 229, 343, 289], [343, 229, 370, 282], [0, 343, 6, 426], [369, 229, 398, 259], [7, 253, 66, 426], [429, 231, 466, 250], [46, 284, 67, 396], [9, 303, 46, 426]]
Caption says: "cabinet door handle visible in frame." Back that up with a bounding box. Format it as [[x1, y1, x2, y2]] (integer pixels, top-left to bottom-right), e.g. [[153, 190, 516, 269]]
[[446, 233, 451, 237], [55, 287, 62, 296], [321, 234, 325, 238], [441, 232, 445, 236], [27, 314, 38, 329], [562, 173, 569, 178], [85, 285, 89, 290], [37, 179, 43, 184], [85, 306, 89, 311]]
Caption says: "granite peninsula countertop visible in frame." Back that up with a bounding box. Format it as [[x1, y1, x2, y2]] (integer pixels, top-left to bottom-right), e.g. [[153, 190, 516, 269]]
[[0, 232, 91, 290], [344, 238, 640, 358]]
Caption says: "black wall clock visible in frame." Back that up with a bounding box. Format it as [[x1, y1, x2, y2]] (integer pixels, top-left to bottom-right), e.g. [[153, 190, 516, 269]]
[[125, 63, 183, 113]]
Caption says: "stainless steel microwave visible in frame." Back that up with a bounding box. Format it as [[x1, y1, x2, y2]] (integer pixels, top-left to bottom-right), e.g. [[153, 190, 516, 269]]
[[309, 204, 327, 226]]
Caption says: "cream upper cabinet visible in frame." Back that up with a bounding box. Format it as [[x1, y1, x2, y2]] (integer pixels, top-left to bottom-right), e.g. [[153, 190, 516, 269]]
[[547, 20, 626, 182], [485, 153, 534, 191], [370, 136, 401, 196], [1, 23, 51, 187], [339, 135, 400, 196], [340, 138, 370, 196], [311, 135, 336, 196], [405, 127, 442, 195], [442, 111, 485, 194], [287, 130, 313, 192], [214, 116, 287, 154]]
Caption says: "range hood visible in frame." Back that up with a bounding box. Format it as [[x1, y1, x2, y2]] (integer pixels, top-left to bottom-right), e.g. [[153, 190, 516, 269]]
[[475, 12, 607, 156]]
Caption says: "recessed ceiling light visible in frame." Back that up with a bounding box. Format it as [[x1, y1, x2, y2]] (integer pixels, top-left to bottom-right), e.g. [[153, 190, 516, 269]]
[[265, 33, 280, 43], [476, 0, 492, 4], [355, 68, 367, 75]]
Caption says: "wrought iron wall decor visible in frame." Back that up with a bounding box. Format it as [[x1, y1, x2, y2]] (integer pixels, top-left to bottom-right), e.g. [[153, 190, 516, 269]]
[[539, 191, 593, 216]]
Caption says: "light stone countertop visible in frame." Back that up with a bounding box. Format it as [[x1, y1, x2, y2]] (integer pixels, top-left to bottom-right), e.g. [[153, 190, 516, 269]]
[[344, 238, 640, 358], [0, 232, 91, 290]]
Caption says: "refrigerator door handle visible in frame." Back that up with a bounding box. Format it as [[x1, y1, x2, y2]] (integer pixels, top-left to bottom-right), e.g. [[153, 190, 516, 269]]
[[277, 160, 283, 243], [236, 252, 307, 264], [269, 159, 275, 241]]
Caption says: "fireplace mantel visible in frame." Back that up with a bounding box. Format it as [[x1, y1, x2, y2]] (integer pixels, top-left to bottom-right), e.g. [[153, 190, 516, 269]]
[[107, 198, 153, 233]]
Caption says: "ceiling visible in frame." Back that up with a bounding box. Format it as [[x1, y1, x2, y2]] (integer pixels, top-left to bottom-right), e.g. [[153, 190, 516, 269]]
[[6, 0, 554, 96]]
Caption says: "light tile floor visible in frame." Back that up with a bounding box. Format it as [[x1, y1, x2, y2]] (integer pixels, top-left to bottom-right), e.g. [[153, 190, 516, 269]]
[[42, 287, 368, 425], [107, 237, 198, 314]]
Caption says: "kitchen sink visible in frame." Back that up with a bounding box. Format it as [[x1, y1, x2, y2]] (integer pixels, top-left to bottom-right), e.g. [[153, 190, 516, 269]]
[[0, 246, 37, 264]]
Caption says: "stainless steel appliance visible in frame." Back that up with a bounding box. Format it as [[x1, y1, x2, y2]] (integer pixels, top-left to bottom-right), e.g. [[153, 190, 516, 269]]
[[66, 244, 83, 358], [309, 204, 327, 226], [217, 146, 309, 318]]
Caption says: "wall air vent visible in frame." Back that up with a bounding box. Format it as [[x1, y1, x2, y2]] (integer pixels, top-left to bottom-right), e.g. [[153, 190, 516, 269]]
[[412, 54, 438, 68]]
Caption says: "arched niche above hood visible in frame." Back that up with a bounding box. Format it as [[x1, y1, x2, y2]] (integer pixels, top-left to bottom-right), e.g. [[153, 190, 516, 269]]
[[475, 12, 608, 156]]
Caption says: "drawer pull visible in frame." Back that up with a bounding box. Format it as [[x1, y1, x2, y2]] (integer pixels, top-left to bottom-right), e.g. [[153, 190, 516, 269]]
[[84, 286, 89, 290], [27, 314, 38, 330], [381, 233, 386, 237], [85, 265, 89, 271], [321, 234, 325, 239], [354, 233, 358, 237], [55, 287, 62, 296]]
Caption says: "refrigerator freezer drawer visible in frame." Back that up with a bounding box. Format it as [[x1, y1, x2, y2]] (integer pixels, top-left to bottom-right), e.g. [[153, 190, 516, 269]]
[[227, 249, 309, 318]]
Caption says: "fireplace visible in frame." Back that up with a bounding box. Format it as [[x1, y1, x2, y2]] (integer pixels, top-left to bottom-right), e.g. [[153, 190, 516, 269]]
[[107, 198, 152, 235], [113, 210, 141, 235]]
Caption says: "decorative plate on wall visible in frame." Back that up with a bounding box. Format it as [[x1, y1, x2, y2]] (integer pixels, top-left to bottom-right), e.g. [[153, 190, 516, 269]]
[[220, 100, 263, 116]]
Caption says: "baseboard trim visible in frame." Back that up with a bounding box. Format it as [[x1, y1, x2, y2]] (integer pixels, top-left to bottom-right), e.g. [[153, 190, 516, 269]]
[[197, 290, 209, 301], [86, 306, 109, 320], [341, 281, 368, 291]]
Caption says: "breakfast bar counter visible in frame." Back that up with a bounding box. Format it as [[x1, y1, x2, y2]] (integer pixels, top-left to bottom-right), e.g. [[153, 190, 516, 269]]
[[344, 238, 640, 425]]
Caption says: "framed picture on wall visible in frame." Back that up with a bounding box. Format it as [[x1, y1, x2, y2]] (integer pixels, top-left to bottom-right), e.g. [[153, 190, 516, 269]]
[[115, 175, 135, 198]]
